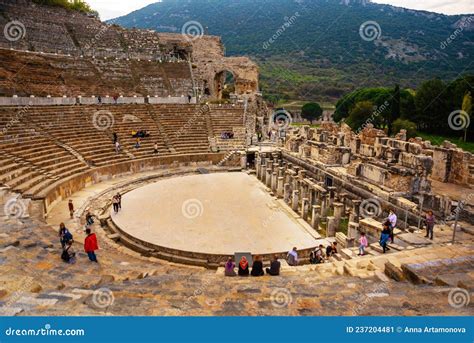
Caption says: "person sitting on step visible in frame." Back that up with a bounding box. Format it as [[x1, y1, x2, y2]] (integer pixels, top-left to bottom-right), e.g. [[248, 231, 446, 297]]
[[238, 256, 249, 276], [250, 255, 264, 276], [224, 257, 236, 277], [286, 247, 298, 266], [266, 255, 281, 276]]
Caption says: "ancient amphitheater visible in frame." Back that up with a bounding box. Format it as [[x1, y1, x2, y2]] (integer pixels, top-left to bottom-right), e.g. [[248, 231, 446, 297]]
[[0, 0, 473, 316]]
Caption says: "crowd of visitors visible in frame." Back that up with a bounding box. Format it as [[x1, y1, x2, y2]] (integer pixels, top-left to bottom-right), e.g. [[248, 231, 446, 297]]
[[220, 131, 234, 139]]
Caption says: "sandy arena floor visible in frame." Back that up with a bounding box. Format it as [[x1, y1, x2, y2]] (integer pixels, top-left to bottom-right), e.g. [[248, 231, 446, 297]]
[[111, 172, 319, 255]]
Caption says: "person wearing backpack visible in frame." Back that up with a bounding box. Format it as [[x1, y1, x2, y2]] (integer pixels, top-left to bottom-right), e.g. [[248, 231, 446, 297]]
[[61, 240, 76, 264], [58, 223, 73, 249], [84, 228, 99, 263]]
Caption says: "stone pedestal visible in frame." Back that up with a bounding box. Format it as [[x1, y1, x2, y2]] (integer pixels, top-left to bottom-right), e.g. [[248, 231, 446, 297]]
[[348, 222, 360, 240], [333, 202, 344, 230], [284, 183, 291, 204], [266, 168, 272, 188], [271, 172, 278, 192], [311, 205, 321, 230], [240, 152, 247, 169], [292, 190, 300, 212], [326, 216, 336, 237], [301, 198, 309, 221], [277, 177, 284, 198]]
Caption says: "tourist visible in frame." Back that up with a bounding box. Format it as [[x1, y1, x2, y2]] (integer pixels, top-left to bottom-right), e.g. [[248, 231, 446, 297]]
[[112, 195, 119, 213], [115, 140, 120, 154], [84, 228, 99, 263], [113, 132, 118, 143], [250, 255, 264, 276], [238, 256, 249, 276], [224, 257, 236, 277], [265, 255, 281, 276], [326, 242, 338, 258], [68, 199, 74, 219], [310, 244, 325, 264], [61, 240, 76, 264], [387, 210, 397, 242], [85, 210, 94, 226], [97, 95, 102, 104], [380, 223, 391, 253], [188, 94, 192, 103], [135, 137, 141, 149], [153, 142, 159, 154], [113, 95, 118, 104], [286, 247, 298, 266], [116, 193, 122, 210], [58, 222, 73, 249], [358, 232, 368, 256], [424, 210, 435, 240]]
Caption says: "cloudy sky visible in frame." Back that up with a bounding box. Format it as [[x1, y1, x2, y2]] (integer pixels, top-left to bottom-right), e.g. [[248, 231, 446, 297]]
[[87, 0, 474, 21]]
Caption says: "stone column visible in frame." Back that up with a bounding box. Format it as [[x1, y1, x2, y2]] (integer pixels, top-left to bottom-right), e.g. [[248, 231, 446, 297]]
[[328, 186, 336, 208], [326, 216, 336, 237], [320, 192, 327, 219], [240, 152, 247, 169], [259, 162, 266, 182], [348, 222, 360, 240], [311, 205, 321, 230], [301, 198, 309, 221], [339, 192, 348, 216], [333, 202, 344, 230], [292, 190, 300, 212], [271, 171, 278, 192], [351, 200, 362, 223], [255, 153, 261, 179], [277, 177, 284, 198], [284, 183, 291, 204], [266, 168, 272, 188]]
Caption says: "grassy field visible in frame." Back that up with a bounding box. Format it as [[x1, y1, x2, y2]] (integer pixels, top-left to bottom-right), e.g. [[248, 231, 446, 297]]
[[416, 132, 474, 153]]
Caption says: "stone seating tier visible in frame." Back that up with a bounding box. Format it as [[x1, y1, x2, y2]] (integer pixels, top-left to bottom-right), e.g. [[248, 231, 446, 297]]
[[0, 104, 246, 197]]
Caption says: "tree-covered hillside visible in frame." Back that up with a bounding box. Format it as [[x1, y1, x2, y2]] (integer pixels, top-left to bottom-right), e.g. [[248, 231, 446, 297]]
[[112, 0, 474, 102]]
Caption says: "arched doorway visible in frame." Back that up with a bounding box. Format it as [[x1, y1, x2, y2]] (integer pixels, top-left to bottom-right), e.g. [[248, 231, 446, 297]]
[[214, 70, 235, 100]]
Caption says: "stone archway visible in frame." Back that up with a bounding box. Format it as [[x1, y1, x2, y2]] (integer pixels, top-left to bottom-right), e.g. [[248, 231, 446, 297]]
[[213, 69, 235, 100]]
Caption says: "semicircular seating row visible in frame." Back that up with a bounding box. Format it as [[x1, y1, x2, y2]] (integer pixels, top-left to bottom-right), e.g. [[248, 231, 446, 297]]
[[0, 104, 245, 198]]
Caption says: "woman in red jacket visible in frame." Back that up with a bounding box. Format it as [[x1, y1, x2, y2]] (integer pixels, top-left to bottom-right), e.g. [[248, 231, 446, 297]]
[[84, 228, 99, 262]]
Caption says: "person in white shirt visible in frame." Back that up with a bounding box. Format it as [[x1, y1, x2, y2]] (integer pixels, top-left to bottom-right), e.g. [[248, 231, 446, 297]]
[[387, 210, 397, 243], [286, 247, 298, 266]]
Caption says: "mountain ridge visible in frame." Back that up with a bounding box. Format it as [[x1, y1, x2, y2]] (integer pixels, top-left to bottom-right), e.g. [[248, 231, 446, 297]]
[[110, 0, 474, 102]]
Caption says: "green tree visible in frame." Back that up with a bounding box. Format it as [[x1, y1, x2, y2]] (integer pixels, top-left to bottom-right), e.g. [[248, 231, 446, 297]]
[[301, 102, 323, 123], [388, 84, 401, 136], [346, 101, 375, 132], [392, 118, 417, 139], [414, 78, 449, 134], [461, 91, 472, 142]]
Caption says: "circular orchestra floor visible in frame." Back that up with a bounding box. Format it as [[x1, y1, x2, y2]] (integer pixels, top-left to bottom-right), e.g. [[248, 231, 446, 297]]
[[111, 172, 319, 255]]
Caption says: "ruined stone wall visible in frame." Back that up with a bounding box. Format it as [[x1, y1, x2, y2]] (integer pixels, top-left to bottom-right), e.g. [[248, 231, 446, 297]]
[[190, 36, 259, 98]]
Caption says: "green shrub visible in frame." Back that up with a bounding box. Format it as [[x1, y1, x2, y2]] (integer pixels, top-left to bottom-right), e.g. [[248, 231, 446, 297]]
[[392, 118, 417, 139]]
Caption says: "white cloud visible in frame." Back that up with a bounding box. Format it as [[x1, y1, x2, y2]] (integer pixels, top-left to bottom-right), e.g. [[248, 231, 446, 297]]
[[372, 0, 474, 15]]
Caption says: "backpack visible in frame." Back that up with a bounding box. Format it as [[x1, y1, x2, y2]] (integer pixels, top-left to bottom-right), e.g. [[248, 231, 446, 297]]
[[61, 248, 71, 262]]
